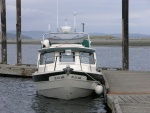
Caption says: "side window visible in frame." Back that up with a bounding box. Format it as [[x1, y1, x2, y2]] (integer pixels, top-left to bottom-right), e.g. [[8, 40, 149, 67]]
[[60, 52, 75, 62], [80, 52, 95, 64], [40, 52, 55, 65]]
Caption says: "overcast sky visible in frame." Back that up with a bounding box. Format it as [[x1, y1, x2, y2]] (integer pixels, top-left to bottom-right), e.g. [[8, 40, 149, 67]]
[[3, 0, 150, 34]]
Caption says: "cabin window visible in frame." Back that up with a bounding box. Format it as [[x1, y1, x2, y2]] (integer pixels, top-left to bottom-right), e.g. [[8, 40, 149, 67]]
[[40, 52, 55, 65], [60, 52, 75, 62], [80, 52, 95, 64]]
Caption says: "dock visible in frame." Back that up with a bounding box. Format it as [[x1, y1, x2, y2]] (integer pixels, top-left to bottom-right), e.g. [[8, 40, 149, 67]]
[[0, 64, 37, 77], [103, 70, 150, 113]]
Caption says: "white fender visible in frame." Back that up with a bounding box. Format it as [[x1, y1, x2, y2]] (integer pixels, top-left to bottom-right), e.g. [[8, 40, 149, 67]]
[[41, 39, 50, 48], [95, 85, 103, 95]]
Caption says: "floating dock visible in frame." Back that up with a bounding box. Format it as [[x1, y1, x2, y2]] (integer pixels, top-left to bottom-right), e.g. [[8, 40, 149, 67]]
[[103, 70, 150, 113], [0, 64, 37, 76]]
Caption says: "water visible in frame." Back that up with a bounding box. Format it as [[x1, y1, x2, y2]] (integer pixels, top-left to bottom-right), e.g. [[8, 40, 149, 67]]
[[95, 46, 150, 71], [1, 44, 150, 71], [0, 77, 108, 113], [0, 45, 150, 113]]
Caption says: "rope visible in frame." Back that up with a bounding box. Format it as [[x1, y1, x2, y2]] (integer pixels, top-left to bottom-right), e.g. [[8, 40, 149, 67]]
[[82, 70, 102, 85]]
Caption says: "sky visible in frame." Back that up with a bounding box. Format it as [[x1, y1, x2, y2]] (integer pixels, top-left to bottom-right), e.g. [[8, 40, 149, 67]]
[[2, 0, 150, 34]]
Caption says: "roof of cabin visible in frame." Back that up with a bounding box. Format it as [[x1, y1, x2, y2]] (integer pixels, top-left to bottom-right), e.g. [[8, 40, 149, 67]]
[[38, 46, 95, 53], [45, 32, 89, 44]]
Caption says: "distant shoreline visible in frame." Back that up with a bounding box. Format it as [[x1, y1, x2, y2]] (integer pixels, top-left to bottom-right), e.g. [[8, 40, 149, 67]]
[[0, 38, 150, 46]]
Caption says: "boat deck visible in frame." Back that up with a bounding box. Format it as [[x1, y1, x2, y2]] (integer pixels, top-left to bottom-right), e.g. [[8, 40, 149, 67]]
[[103, 70, 150, 113]]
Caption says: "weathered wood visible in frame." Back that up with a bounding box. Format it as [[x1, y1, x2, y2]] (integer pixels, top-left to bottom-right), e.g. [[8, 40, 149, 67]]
[[0, 64, 36, 68], [0, 0, 2, 12], [119, 95, 132, 103], [120, 103, 150, 113], [105, 70, 150, 113], [124, 95, 138, 103], [114, 95, 125, 103], [103, 70, 150, 94], [101, 73, 109, 93], [16, 0, 22, 65], [113, 98, 123, 113], [0, 64, 37, 76], [107, 95, 116, 113], [122, 0, 129, 70], [107, 95, 150, 113], [1, 0, 7, 64]]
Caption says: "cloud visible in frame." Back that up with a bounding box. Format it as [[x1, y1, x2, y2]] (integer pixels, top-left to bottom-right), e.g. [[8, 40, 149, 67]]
[[2, 0, 150, 34]]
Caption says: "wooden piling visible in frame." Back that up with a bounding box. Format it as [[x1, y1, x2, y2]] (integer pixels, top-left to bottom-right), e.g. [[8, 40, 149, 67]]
[[122, 0, 129, 70], [1, 0, 7, 64], [0, 0, 1, 12], [16, 0, 22, 65]]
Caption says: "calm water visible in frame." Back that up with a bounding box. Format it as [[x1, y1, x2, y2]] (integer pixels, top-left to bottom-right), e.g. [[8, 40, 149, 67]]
[[0, 77, 107, 113], [1, 44, 150, 71], [0, 44, 150, 113]]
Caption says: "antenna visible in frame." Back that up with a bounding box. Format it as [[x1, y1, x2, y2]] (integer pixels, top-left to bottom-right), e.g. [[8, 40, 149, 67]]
[[57, 0, 59, 31], [48, 24, 51, 32], [65, 18, 68, 26], [74, 12, 76, 32]]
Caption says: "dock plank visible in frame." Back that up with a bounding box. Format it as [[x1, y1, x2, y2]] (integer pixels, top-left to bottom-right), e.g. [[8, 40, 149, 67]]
[[113, 95, 125, 103], [120, 103, 150, 113], [123, 95, 138, 103], [104, 70, 150, 113], [103, 70, 150, 94]]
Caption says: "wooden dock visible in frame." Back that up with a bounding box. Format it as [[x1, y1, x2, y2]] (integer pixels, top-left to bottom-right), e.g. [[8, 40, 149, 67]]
[[0, 64, 37, 77], [103, 70, 150, 113]]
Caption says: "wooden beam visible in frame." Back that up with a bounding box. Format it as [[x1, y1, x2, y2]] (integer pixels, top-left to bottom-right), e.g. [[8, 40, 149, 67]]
[[122, 0, 129, 70], [0, 0, 2, 12], [1, 0, 7, 64], [16, 0, 22, 65]]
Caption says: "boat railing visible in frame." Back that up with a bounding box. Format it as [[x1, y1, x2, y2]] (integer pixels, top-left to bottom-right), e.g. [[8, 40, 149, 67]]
[[38, 55, 95, 72], [42, 32, 91, 47]]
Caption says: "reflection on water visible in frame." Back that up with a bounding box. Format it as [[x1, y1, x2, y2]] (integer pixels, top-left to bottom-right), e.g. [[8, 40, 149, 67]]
[[32, 95, 107, 113], [0, 77, 108, 113]]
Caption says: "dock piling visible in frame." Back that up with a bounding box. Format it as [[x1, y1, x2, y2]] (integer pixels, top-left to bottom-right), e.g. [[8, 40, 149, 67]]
[[122, 0, 129, 70], [1, 0, 7, 64], [16, 0, 22, 65]]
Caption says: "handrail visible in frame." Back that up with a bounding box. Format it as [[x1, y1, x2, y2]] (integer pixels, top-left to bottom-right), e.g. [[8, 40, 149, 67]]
[[79, 56, 82, 71], [54, 56, 57, 71], [42, 32, 91, 47], [37, 60, 40, 72], [44, 58, 47, 72]]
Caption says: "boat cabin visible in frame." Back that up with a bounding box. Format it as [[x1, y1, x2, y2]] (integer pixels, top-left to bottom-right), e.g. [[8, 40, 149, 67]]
[[37, 32, 97, 73]]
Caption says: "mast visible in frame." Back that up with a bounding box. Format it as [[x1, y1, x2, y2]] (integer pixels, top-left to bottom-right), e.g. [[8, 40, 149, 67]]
[[74, 12, 76, 32], [57, 0, 59, 31]]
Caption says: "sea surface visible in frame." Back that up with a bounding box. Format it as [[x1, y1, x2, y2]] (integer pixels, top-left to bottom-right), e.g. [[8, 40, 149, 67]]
[[0, 44, 150, 113]]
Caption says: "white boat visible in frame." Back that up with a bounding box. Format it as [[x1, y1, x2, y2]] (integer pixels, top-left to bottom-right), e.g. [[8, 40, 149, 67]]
[[32, 26, 104, 100]]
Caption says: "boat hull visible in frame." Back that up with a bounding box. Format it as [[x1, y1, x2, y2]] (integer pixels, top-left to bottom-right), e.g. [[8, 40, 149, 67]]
[[33, 71, 103, 100]]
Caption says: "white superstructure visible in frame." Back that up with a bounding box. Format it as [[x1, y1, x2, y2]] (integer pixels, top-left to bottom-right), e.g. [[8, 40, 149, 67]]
[[32, 26, 104, 100]]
